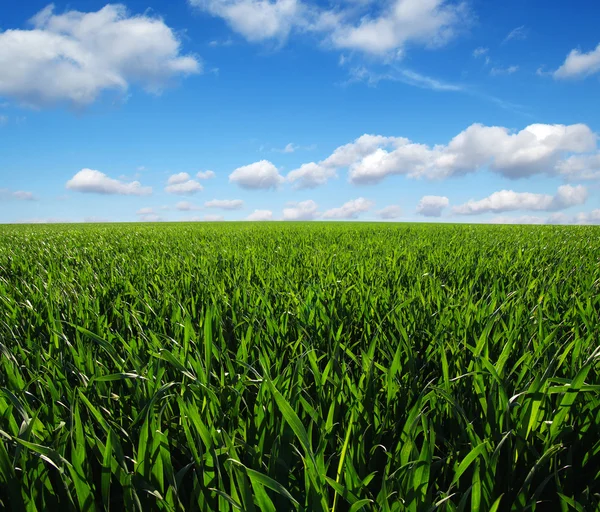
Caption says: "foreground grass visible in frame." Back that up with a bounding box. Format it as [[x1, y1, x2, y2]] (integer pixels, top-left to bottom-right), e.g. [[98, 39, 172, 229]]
[[0, 222, 599, 511]]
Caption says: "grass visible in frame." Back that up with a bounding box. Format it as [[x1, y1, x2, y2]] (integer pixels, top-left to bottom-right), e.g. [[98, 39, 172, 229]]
[[0, 222, 599, 511]]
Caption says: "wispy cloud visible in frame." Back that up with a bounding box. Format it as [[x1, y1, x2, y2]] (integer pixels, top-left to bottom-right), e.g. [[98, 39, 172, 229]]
[[344, 65, 529, 115], [272, 142, 317, 154], [346, 66, 464, 92], [490, 65, 519, 76], [502, 25, 528, 44], [473, 47, 488, 58]]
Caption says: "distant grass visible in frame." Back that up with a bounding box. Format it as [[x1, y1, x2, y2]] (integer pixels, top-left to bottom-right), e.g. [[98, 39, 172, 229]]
[[0, 222, 599, 511]]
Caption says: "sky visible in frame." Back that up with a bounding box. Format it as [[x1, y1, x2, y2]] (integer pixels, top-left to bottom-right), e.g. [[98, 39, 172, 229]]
[[1, 0, 600, 224]]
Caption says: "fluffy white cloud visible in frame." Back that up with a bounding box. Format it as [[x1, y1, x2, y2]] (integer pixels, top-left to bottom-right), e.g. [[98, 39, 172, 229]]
[[453, 185, 587, 215], [197, 170, 216, 179], [168, 172, 192, 185], [229, 160, 284, 189], [246, 209, 273, 220], [322, 134, 403, 168], [283, 200, 319, 220], [376, 205, 403, 219], [416, 195, 449, 217], [191, 0, 468, 57], [176, 201, 201, 211], [66, 169, 152, 195], [554, 43, 600, 79], [0, 4, 200, 107], [289, 134, 402, 188], [300, 123, 598, 185], [166, 173, 203, 194], [556, 154, 600, 181], [322, 197, 373, 219], [286, 163, 336, 189], [204, 199, 244, 209], [191, 0, 303, 41], [324, 0, 470, 56]]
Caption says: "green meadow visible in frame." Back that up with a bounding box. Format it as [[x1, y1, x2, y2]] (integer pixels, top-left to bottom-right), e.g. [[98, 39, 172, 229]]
[[0, 222, 599, 511]]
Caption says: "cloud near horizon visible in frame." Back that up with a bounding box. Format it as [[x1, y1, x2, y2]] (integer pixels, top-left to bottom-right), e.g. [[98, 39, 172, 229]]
[[279, 123, 599, 187], [66, 169, 152, 195]]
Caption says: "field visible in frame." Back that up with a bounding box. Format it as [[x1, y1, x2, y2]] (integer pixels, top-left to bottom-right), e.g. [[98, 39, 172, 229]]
[[0, 222, 599, 511]]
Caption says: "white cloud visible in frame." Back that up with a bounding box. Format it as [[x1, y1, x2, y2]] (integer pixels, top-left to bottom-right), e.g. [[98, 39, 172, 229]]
[[323, 134, 403, 168], [229, 160, 284, 189], [396, 69, 464, 91], [138, 213, 162, 222], [191, 0, 304, 42], [0, 189, 36, 200], [136, 207, 161, 222], [208, 38, 234, 47], [246, 209, 273, 220], [283, 199, 319, 220], [473, 46, 488, 57], [288, 134, 403, 188], [330, 123, 597, 184], [191, 0, 469, 57], [556, 154, 600, 180], [554, 43, 600, 79], [376, 205, 402, 219], [0, 115, 7, 125], [322, 197, 373, 219], [66, 169, 152, 195], [286, 163, 336, 189], [168, 172, 192, 185], [12, 190, 36, 200], [197, 170, 216, 179], [15, 217, 72, 224], [324, 0, 470, 56], [279, 143, 298, 153], [502, 25, 527, 44], [576, 209, 600, 225], [546, 212, 572, 225], [0, 4, 200, 108], [176, 201, 201, 211], [166, 173, 203, 194], [490, 215, 545, 225], [490, 65, 519, 76], [416, 195, 449, 217], [203, 214, 225, 221], [489, 210, 600, 225], [453, 185, 588, 215], [284, 123, 600, 187], [346, 66, 464, 92], [204, 199, 244, 209]]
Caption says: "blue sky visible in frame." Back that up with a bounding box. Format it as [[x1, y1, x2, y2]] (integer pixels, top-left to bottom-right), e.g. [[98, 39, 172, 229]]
[[1, 0, 599, 224]]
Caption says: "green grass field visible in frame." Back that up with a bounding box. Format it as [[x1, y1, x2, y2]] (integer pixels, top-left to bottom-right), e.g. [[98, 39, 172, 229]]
[[0, 222, 599, 511]]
